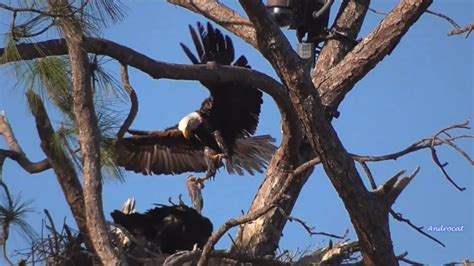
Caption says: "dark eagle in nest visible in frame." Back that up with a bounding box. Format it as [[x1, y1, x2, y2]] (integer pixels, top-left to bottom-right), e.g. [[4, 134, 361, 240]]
[[111, 203, 213, 254], [115, 22, 276, 179]]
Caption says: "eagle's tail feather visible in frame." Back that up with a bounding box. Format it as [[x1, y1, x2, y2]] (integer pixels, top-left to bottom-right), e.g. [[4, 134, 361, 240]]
[[225, 135, 277, 176]]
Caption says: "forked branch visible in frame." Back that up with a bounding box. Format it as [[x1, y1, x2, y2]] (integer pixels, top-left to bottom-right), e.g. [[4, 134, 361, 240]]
[[0, 112, 51, 173], [354, 120, 472, 192]]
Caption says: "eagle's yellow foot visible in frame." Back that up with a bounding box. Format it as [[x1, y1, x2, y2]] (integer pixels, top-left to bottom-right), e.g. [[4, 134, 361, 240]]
[[211, 153, 225, 163]]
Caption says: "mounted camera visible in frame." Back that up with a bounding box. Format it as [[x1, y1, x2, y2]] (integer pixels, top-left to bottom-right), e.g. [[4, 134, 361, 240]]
[[266, 0, 333, 63]]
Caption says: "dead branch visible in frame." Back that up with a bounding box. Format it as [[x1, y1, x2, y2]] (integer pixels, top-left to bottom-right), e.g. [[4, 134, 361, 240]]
[[390, 210, 445, 247], [397, 251, 423, 265], [197, 174, 295, 266], [293, 157, 321, 177], [197, 202, 279, 266], [371, 7, 473, 38], [382, 167, 420, 206], [295, 240, 360, 265], [116, 64, 138, 139], [167, 0, 257, 48], [359, 161, 377, 189], [425, 10, 461, 29], [317, 0, 433, 109], [368, 7, 388, 16], [238, 1, 418, 264], [0, 112, 51, 173], [353, 121, 472, 192], [358, 161, 446, 247], [430, 120, 471, 191], [314, 0, 370, 78], [448, 23, 474, 38], [276, 207, 346, 239], [164, 249, 289, 266]]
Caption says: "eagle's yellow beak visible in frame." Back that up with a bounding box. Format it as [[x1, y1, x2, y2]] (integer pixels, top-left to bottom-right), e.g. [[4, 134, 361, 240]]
[[182, 129, 191, 140]]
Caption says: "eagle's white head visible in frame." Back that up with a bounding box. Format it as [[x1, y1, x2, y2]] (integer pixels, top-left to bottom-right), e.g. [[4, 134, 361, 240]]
[[178, 112, 202, 139]]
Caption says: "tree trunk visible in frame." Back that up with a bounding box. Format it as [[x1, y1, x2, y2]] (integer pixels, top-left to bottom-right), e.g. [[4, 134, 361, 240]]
[[26, 92, 94, 252], [52, 1, 122, 264]]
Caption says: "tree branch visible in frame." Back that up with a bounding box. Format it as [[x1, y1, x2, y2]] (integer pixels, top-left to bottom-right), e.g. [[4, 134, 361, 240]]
[[25, 91, 94, 253], [164, 249, 289, 266], [390, 210, 445, 247], [353, 120, 472, 192], [448, 23, 474, 38], [314, 0, 370, 79], [277, 207, 346, 239], [0, 37, 294, 132], [237, 0, 403, 264], [197, 203, 279, 266], [379, 167, 421, 207], [358, 158, 446, 247], [116, 64, 138, 139], [318, 0, 433, 109], [0, 112, 51, 173], [166, 0, 257, 48]]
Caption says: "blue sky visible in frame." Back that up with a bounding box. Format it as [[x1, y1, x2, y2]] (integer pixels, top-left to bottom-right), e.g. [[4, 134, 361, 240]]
[[0, 0, 472, 264]]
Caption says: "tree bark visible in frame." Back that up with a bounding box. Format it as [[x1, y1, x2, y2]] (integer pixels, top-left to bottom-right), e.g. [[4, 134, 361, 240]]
[[52, 1, 122, 264], [236, 0, 430, 265], [25, 92, 94, 253], [233, 1, 431, 263]]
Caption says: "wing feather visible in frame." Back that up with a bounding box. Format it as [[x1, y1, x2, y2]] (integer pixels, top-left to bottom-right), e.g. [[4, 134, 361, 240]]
[[115, 129, 207, 176]]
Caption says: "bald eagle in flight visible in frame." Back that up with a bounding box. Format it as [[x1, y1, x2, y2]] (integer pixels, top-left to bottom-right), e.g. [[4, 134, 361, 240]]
[[115, 22, 276, 179]]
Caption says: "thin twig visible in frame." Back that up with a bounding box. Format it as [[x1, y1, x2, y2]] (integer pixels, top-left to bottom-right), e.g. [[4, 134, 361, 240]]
[[197, 203, 279, 266], [359, 161, 377, 189], [425, 10, 461, 29], [390, 210, 445, 247], [277, 207, 346, 239]]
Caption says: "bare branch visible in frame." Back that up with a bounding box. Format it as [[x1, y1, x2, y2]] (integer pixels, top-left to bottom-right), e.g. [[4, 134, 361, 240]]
[[318, 0, 433, 109], [353, 121, 472, 192], [369, 6, 472, 39], [448, 23, 474, 38], [297, 240, 360, 265], [277, 207, 346, 239], [373, 170, 406, 196], [293, 157, 321, 177], [397, 251, 423, 265], [385, 167, 420, 206], [314, 0, 370, 78], [359, 162, 445, 247], [0, 112, 51, 173], [359, 161, 377, 190], [430, 121, 470, 191], [425, 10, 461, 29], [166, 0, 257, 48], [164, 249, 289, 266], [116, 64, 138, 139], [197, 203, 279, 266], [368, 7, 388, 16], [390, 210, 445, 247]]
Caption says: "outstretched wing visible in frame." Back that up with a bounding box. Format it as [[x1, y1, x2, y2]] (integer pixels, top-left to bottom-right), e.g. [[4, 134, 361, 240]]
[[180, 22, 263, 144], [115, 129, 207, 175]]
